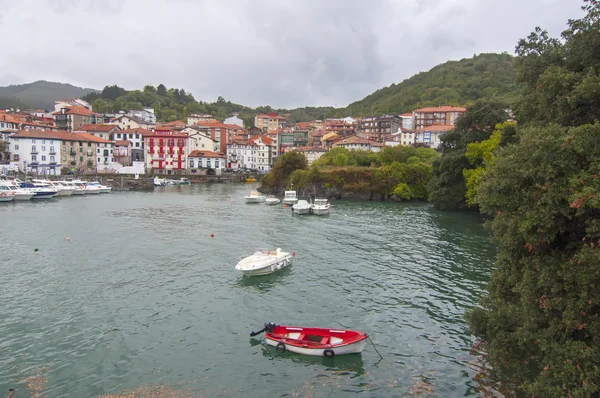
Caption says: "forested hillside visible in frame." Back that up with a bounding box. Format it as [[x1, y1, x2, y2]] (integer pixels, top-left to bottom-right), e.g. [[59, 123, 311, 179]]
[[0, 80, 97, 110]]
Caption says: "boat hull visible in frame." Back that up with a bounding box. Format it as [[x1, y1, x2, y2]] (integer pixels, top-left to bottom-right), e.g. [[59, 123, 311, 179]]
[[265, 199, 280, 205], [263, 325, 368, 357], [56, 190, 74, 196], [292, 207, 311, 215], [71, 189, 86, 195], [0, 194, 15, 202], [13, 193, 34, 201], [311, 207, 330, 215], [236, 250, 293, 276], [245, 197, 265, 203], [32, 192, 57, 199]]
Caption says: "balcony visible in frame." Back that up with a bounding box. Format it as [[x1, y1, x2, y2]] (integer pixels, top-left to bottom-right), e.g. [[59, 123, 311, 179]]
[[49, 151, 56, 155], [30, 150, 38, 154], [70, 149, 76, 155]]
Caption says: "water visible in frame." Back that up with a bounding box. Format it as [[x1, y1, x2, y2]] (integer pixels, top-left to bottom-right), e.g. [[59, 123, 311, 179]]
[[0, 183, 495, 397]]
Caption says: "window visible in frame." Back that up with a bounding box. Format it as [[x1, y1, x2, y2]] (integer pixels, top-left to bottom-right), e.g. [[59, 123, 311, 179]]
[[32, 139, 36, 143], [42, 146, 46, 151], [117, 133, 122, 138], [63, 146, 66, 152], [215, 160, 219, 168], [190, 160, 195, 168], [32, 155, 37, 162], [88, 142, 92, 147], [136, 142, 139, 147], [62, 156, 66, 161], [14, 144, 19, 150], [98, 157, 101, 162], [42, 155, 46, 161], [79, 156, 83, 161], [136, 134, 139, 138], [50, 156, 55, 162]]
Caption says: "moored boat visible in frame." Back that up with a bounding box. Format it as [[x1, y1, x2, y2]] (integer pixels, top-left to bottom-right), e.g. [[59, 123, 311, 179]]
[[0, 180, 34, 201], [235, 248, 294, 276], [18, 181, 58, 199], [292, 199, 311, 215], [245, 191, 266, 203], [283, 190, 298, 205], [311, 198, 331, 215], [265, 196, 281, 205], [250, 323, 368, 358], [246, 177, 257, 183], [87, 181, 112, 193], [0, 186, 16, 202]]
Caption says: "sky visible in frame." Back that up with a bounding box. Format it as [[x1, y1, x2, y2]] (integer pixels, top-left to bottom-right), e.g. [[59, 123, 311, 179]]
[[0, 0, 584, 109]]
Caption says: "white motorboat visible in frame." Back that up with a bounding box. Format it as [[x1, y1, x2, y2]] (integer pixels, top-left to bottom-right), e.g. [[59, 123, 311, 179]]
[[0, 185, 16, 202], [73, 180, 101, 194], [235, 248, 294, 276], [0, 180, 34, 201], [87, 181, 112, 193], [60, 181, 86, 195], [245, 191, 266, 203], [283, 190, 298, 205], [311, 198, 331, 215], [35, 179, 74, 196], [292, 199, 312, 215], [265, 196, 281, 205], [18, 181, 57, 199]]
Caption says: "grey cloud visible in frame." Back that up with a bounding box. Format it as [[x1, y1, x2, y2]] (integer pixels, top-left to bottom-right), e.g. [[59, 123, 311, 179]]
[[0, 0, 585, 108]]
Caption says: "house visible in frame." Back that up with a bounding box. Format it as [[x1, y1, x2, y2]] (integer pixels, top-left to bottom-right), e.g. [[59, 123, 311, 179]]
[[87, 134, 115, 172], [399, 113, 414, 130], [332, 135, 383, 152], [75, 124, 120, 141], [357, 115, 402, 142], [295, 146, 328, 166], [54, 98, 92, 113], [113, 140, 132, 166], [254, 112, 286, 132], [128, 108, 156, 124], [188, 150, 226, 175], [415, 125, 455, 148], [324, 119, 355, 137], [224, 114, 244, 128], [226, 134, 273, 171], [144, 128, 188, 175], [187, 114, 216, 125], [157, 120, 186, 130], [386, 127, 416, 146], [196, 121, 234, 154], [413, 106, 466, 130], [182, 126, 219, 153], [53, 106, 98, 131], [110, 114, 154, 130], [112, 128, 151, 162], [321, 132, 340, 149]]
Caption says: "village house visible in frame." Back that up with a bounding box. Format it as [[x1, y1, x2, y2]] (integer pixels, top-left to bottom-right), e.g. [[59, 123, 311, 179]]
[[112, 128, 151, 162], [254, 112, 286, 132], [188, 150, 226, 175], [224, 113, 244, 128], [144, 128, 188, 175], [295, 146, 328, 166], [413, 106, 466, 129], [113, 140, 132, 166], [415, 124, 455, 148], [187, 114, 216, 125], [321, 132, 341, 149], [181, 126, 219, 153], [110, 114, 154, 130], [332, 135, 384, 152], [127, 108, 156, 124], [399, 113, 414, 130], [196, 121, 234, 154], [75, 124, 121, 140], [53, 106, 98, 131], [385, 127, 416, 146], [157, 120, 186, 130], [226, 134, 272, 171], [54, 98, 92, 113], [357, 115, 402, 142]]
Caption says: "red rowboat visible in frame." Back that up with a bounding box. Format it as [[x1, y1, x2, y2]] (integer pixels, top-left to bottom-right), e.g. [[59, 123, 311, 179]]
[[250, 322, 368, 358]]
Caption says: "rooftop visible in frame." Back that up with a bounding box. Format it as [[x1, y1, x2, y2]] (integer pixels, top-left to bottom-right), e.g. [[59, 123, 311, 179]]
[[188, 150, 225, 158]]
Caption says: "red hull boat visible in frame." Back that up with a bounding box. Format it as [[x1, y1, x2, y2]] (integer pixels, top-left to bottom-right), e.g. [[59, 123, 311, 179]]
[[251, 323, 368, 358]]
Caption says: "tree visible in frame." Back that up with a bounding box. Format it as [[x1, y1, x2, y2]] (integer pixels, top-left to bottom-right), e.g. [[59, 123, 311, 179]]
[[262, 151, 308, 190], [157, 84, 167, 96], [101, 85, 127, 101]]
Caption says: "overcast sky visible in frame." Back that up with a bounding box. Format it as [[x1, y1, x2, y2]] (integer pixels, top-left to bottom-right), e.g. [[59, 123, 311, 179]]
[[0, 0, 584, 108]]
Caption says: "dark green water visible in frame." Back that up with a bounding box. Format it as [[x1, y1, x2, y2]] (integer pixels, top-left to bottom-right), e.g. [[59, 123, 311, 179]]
[[0, 183, 495, 397]]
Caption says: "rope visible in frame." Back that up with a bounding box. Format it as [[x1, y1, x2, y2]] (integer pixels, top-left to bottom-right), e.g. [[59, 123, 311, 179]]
[[368, 335, 384, 360]]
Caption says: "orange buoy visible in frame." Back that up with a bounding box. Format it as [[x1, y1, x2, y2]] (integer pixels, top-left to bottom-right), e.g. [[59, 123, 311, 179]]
[[65, 237, 71, 241], [210, 234, 214, 238]]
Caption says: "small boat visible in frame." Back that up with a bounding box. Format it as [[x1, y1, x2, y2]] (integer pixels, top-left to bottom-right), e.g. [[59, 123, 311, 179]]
[[292, 199, 312, 215], [18, 181, 58, 199], [246, 177, 257, 183], [179, 178, 191, 185], [34, 180, 74, 196], [87, 181, 112, 193], [245, 191, 266, 203], [250, 322, 368, 358], [283, 190, 298, 205], [311, 198, 331, 215], [0, 181, 34, 200], [153, 177, 165, 187], [235, 248, 294, 276], [60, 181, 86, 195], [0, 186, 15, 202], [265, 196, 281, 205]]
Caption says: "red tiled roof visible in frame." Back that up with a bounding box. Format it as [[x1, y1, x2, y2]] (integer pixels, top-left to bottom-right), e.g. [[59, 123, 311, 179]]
[[119, 128, 153, 135], [413, 106, 466, 113], [72, 131, 112, 143], [333, 136, 377, 146], [248, 134, 272, 145], [188, 150, 225, 158], [66, 106, 96, 116], [76, 124, 118, 132], [114, 140, 131, 146], [255, 113, 286, 120], [197, 121, 230, 128], [11, 129, 111, 143], [399, 113, 413, 117], [295, 146, 328, 152], [416, 124, 455, 132]]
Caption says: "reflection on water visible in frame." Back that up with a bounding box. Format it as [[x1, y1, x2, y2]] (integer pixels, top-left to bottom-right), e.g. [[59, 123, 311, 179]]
[[0, 185, 495, 397]]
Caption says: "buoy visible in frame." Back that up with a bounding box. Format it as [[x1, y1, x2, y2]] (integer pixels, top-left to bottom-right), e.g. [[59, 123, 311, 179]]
[[210, 234, 214, 238], [34, 248, 38, 252], [65, 237, 71, 241], [292, 251, 296, 257]]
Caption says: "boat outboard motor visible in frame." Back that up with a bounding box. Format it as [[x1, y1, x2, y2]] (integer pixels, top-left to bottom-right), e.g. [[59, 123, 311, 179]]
[[250, 322, 278, 336]]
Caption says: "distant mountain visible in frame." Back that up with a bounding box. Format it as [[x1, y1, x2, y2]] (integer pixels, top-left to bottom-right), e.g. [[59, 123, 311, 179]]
[[0, 80, 98, 111], [339, 53, 518, 116]]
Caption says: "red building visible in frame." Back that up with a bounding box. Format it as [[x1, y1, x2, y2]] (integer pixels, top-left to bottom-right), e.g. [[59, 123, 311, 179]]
[[144, 127, 188, 174]]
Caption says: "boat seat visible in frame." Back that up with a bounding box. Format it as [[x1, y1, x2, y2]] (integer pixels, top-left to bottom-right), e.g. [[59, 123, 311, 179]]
[[320, 336, 329, 345], [296, 334, 305, 341]]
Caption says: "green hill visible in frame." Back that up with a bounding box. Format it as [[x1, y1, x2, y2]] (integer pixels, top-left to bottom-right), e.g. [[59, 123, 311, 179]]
[[0, 80, 98, 110], [339, 53, 518, 116]]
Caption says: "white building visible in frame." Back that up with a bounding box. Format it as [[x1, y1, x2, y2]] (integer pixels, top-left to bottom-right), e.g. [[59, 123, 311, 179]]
[[110, 115, 154, 130], [95, 141, 116, 172], [181, 127, 219, 153], [112, 128, 151, 162], [331, 136, 384, 152], [415, 125, 454, 148], [399, 113, 414, 130], [54, 98, 92, 113], [296, 146, 328, 166], [128, 108, 156, 124], [9, 130, 63, 175], [187, 114, 216, 125], [188, 150, 226, 174], [224, 114, 244, 128], [226, 134, 272, 171]]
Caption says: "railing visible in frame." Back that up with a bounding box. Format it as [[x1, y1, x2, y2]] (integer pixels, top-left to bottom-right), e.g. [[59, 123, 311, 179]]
[[49, 151, 56, 155], [30, 150, 38, 154]]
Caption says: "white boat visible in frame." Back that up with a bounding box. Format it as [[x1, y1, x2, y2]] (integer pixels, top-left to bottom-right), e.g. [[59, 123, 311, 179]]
[[292, 199, 312, 215], [87, 181, 112, 193], [18, 181, 57, 199], [265, 196, 281, 205], [235, 248, 294, 276], [283, 190, 298, 205], [0, 180, 34, 201], [0, 185, 16, 202], [34, 179, 74, 196], [245, 191, 266, 203], [60, 181, 86, 195], [73, 180, 101, 194], [153, 177, 165, 186], [311, 198, 331, 215]]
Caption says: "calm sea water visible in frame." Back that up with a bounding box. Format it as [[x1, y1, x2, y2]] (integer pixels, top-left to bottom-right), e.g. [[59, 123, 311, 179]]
[[0, 183, 495, 397]]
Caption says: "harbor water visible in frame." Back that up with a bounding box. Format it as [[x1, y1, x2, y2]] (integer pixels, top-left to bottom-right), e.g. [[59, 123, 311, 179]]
[[0, 183, 496, 397]]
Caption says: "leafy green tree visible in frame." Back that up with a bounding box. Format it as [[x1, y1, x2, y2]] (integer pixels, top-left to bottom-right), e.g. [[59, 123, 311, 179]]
[[101, 85, 127, 101], [262, 151, 308, 190], [157, 84, 167, 96]]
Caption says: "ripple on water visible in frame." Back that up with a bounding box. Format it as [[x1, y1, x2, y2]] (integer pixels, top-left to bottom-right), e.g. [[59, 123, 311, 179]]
[[0, 188, 495, 397]]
